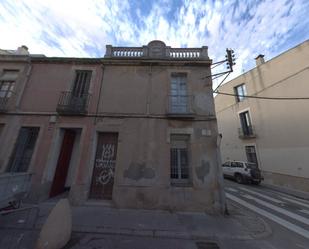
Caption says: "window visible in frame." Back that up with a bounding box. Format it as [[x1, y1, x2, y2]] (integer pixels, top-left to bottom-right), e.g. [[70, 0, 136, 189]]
[[0, 124, 4, 138], [231, 162, 237, 167], [239, 111, 253, 136], [7, 127, 40, 172], [0, 70, 18, 108], [170, 73, 188, 113], [234, 84, 247, 102], [245, 146, 258, 166], [222, 162, 230, 167], [170, 134, 190, 185], [72, 70, 92, 97], [0, 81, 15, 98]]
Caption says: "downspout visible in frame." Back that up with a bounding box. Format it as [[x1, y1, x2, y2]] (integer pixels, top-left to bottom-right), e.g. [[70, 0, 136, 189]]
[[216, 133, 228, 215], [16, 56, 32, 110], [94, 63, 105, 125]]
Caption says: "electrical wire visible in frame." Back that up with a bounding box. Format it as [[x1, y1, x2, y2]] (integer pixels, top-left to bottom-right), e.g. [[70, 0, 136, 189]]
[[213, 72, 231, 92], [214, 91, 309, 100]]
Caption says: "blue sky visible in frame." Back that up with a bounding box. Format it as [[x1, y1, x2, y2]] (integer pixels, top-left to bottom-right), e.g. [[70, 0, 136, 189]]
[[0, 0, 309, 82]]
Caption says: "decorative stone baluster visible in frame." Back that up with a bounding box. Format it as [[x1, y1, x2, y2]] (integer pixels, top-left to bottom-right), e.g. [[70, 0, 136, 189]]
[[105, 41, 209, 60]]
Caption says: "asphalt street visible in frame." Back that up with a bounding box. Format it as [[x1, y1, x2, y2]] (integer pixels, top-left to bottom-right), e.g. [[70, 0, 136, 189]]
[[224, 179, 309, 249]]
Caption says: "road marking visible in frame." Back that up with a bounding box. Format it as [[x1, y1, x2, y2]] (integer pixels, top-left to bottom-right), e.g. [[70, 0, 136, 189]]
[[280, 196, 309, 209], [268, 190, 309, 205], [225, 187, 238, 193], [238, 187, 284, 204], [226, 193, 309, 239], [242, 194, 309, 226], [300, 209, 309, 215]]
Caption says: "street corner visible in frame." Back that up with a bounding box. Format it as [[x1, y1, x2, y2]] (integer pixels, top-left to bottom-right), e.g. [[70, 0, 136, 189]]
[[226, 201, 272, 239]]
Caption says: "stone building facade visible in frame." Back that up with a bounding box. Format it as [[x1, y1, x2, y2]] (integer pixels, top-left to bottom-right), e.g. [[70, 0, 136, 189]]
[[0, 41, 225, 213], [215, 40, 309, 193]]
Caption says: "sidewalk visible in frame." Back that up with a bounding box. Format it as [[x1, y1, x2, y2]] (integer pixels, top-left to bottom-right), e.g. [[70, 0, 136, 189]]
[[0, 199, 271, 249]]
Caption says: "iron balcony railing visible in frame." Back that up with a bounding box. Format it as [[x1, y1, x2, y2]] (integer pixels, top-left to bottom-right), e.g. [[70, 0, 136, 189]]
[[167, 95, 195, 117], [238, 125, 256, 139], [56, 91, 91, 115]]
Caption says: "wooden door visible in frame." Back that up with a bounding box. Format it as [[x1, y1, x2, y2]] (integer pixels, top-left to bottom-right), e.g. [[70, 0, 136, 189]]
[[89, 133, 118, 200], [50, 130, 76, 197]]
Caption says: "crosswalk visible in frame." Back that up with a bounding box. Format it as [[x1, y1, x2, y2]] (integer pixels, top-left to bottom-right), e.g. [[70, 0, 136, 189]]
[[225, 185, 309, 240]]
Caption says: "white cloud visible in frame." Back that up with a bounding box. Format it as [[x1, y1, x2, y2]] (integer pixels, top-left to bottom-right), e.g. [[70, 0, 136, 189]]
[[0, 0, 308, 87]]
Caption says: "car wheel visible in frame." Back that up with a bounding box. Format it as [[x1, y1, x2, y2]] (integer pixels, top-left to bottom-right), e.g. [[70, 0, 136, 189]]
[[235, 174, 243, 184], [252, 180, 261, 185]]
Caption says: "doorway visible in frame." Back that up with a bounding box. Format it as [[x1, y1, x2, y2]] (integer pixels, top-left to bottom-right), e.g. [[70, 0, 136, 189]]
[[50, 129, 76, 198], [89, 132, 118, 200]]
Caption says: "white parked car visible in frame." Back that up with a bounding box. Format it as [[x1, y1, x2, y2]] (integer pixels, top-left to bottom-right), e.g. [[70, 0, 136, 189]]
[[222, 161, 263, 184]]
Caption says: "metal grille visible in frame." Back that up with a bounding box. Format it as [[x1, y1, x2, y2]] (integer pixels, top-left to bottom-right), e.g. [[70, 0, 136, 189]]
[[245, 145, 258, 166], [7, 127, 40, 172], [0, 81, 15, 112]]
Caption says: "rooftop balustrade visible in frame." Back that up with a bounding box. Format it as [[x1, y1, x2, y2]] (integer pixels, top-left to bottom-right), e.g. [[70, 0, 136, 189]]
[[105, 40, 209, 60]]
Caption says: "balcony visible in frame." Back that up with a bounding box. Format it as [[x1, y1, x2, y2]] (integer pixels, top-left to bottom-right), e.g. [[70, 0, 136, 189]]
[[56, 91, 90, 115], [166, 95, 195, 118], [238, 125, 256, 139]]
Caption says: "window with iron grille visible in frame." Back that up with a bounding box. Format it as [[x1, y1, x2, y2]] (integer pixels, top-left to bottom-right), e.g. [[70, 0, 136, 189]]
[[170, 134, 190, 185], [245, 145, 258, 166], [0, 81, 15, 98], [0, 124, 4, 138], [0, 70, 18, 97], [7, 127, 40, 172], [234, 84, 246, 102]]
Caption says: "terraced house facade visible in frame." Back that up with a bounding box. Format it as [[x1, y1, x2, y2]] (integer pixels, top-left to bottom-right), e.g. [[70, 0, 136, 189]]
[[0, 41, 225, 213]]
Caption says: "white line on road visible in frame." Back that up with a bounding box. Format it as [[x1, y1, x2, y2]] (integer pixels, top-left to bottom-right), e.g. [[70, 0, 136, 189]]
[[242, 194, 309, 226], [226, 193, 309, 239], [238, 187, 284, 204], [299, 210, 309, 215], [280, 196, 309, 209], [268, 190, 309, 205], [225, 187, 238, 193]]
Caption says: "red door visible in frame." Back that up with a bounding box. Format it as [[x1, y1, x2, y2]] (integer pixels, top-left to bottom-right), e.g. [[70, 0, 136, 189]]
[[50, 130, 76, 197], [89, 133, 118, 200]]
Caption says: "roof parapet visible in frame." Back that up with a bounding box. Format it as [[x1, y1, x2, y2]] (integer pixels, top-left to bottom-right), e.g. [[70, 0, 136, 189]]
[[105, 40, 209, 60]]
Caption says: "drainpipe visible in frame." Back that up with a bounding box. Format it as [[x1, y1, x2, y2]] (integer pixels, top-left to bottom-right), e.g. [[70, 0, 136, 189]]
[[216, 133, 228, 215], [16, 57, 32, 110], [94, 64, 105, 124]]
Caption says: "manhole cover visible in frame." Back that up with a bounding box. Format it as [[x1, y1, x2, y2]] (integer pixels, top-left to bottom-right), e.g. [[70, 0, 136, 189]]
[[196, 241, 220, 249]]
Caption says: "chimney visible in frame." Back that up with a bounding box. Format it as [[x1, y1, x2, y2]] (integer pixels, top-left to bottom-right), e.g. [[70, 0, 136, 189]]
[[255, 54, 265, 66], [16, 45, 29, 55]]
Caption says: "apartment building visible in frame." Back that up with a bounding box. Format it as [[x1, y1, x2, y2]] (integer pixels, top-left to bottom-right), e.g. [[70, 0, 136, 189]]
[[215, 40, 309, 192], [0, 40, 225, 213]]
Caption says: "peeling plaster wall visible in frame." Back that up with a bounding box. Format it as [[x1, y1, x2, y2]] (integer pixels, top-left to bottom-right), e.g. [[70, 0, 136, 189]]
[[0, 55, 223, 213]]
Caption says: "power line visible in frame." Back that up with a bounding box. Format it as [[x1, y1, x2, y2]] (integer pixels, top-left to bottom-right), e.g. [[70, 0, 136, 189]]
[[213, 72, 230, 92], [214, 91, 309, 100]]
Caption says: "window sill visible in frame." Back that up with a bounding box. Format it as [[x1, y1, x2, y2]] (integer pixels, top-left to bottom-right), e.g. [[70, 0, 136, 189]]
[[170, 182, 192, 188]]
